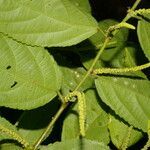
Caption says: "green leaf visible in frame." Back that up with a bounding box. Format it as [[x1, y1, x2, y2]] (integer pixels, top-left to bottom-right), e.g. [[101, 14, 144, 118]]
[[40, 139, 110, 150], [85, 110, 109, 144], [0, 34, 61, 110], [0, 144, 22, 150], [70, 0, 91, 13], [137, 15, 150, 61], [17, 99, 60, 145], [108, 115, 143, 149], [62, 89, 110, 144], [95, 77, 150, 132], [0, 0, 98, 47]]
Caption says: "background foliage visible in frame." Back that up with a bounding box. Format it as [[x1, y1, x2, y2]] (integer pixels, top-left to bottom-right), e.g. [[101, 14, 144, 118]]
[[0, 0, 150, 150]]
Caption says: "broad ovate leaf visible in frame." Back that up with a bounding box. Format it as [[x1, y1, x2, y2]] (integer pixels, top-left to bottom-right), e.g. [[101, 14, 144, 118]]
[[108, 115, 143, 149], [0, 0, 98, 47], [95, 77, 150, 132], [62, 89, 110, 144], [0, 34, 61, 109], [137, 14, 150, 60], [40, 139, 110, 150]]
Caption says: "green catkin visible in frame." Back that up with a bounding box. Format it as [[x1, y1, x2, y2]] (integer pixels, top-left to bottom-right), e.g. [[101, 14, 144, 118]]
[[108, 22, 135, 34], [78, 92, 86, 137], [64, 91, 86, 137], [129, 8, 150, 17], [93, 62, 150, 75], [0, 124, 32, 149], [82, 93, 86, 120], [115, 22, 135, 30], [64, 91, 82, 102], [121, 126, 133, 150]]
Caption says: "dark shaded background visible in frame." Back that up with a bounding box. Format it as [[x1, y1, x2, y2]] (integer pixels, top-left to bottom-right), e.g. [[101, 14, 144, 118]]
[[90, 0, 150, 21]]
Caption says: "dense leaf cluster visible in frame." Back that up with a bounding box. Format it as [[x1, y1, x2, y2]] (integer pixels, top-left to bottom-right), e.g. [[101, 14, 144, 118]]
[[0, 0, 150, 149]]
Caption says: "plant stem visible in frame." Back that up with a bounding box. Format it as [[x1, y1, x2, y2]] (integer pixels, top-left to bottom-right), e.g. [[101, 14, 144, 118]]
[[74, 38, 110, 91], [33, 103, 68, 150], [33, 0, 142, 149], [74, 0, 141, 91], [131, 0, 141, 12], [57, 91, 65, 103], [123, 0, 141, 22]]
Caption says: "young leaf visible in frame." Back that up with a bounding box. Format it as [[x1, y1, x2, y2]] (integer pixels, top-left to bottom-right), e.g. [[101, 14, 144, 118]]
[[17, 99, 60, 145], [0, 0, 98, 47], [62, 89, 110, 144], [0, 34, 62, 109], [137, 14, 150, 61], [108, 115, 143, 149], [95, 77, 150, 132], [40, 139, 110, 150]]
